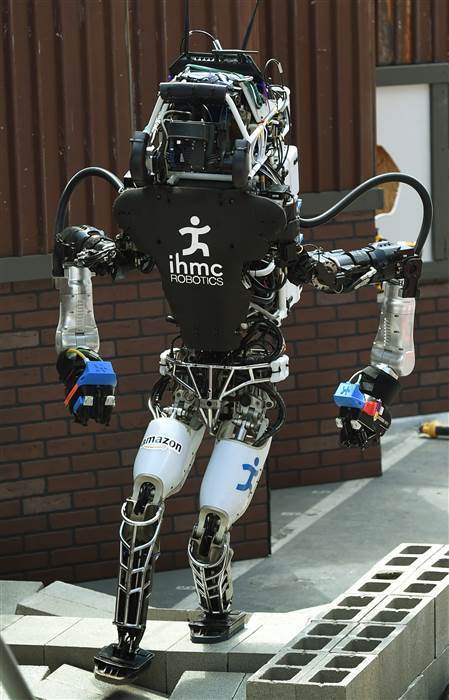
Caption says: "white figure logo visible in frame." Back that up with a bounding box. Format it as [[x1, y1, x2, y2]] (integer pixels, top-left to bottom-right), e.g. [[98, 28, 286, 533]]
[[179, 216, 210, 257]]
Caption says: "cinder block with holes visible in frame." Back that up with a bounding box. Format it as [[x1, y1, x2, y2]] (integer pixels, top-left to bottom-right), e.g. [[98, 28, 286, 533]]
[[348, 544, 445, 597], [274, 620, 358, 656], [247, 651, 381, 700], [320, 593, 380, 623], [362, 594, 435, 695], [396, 550, 449, 656], [334, 622, 412, 699], [398, 645, 449, 700]]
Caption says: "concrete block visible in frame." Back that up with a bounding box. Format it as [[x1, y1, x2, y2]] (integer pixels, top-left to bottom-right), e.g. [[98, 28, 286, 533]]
[[232, 673, 251, 699], [42, 664, 168, 699], [291, 651, 381, 700], [170, 670, 246, 699], [320, 593, 379, 623], [334, 623, 407, 700], [166, 617, 262, 692], [247, 652, 380, 700], [396, 569, 449, 656], [0, 579, 43, 614], [364, 593, 435, 678], [278, 620, 357, 656], [398, 645, 449, 700], [16, 581, 115, 618], [339, 601, 433, 700], [0, 614, 23, 632], [0, 665, 49, 700], [45, 617, 187, 695], [227, 621, 304, 674], [2, 615, 80, 665], [18, 580, 202, 622], [348, 544, 446, 598]]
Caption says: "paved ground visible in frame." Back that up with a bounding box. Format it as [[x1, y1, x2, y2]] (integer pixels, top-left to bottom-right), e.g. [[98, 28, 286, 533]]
[[81, 412, 449, 612]]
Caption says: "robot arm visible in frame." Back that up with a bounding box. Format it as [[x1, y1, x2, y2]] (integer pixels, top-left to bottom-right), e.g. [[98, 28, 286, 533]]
[[53, 228, 118, 426], [287, 238, 422, 448]]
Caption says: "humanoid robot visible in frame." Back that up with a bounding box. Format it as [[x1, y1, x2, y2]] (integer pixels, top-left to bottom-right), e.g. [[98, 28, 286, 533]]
[[52, 8, 432, 684]]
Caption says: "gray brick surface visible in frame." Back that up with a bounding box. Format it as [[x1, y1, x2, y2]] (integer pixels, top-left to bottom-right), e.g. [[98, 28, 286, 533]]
[[170, 670, 246, 699], [2, 615, 80, 665], [398, 645, 449, 700], [0, 579, 43, 615]]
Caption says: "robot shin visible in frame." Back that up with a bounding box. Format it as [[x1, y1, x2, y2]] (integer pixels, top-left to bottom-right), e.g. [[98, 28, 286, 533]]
[[188, 437, 271, 621], [114, 417, 204, 650]]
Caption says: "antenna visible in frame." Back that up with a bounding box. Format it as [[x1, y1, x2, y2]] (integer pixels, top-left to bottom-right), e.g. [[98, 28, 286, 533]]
[[183, 0, 190, 54], [241, 0, 262, 50]]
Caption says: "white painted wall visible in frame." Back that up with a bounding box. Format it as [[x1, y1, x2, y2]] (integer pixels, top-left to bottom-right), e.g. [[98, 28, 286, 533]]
[[376, 84, 432, 261]]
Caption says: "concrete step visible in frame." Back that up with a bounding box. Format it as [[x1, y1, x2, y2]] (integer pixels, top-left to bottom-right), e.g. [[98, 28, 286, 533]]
[[398, 645, 449, 700], [170, 671, 250, 699], [0, 579, 43, 614], [16, 580, 202, 622], [0, 609, 315, 695], [0, 665, 49, 700], [30, 664, 168, 700]]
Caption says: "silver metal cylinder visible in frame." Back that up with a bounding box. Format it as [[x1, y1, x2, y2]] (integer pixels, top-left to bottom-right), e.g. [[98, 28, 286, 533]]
[[370, 282, 416, 377], [55, 266, 100, 354]]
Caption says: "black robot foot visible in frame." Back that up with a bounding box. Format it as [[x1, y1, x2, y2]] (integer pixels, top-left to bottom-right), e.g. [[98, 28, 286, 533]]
[[93, 643, 154, 684], [188, 611, 247, 644]]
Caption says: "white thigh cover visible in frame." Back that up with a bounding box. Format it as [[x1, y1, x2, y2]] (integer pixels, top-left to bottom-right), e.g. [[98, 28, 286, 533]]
[[200, 438, 272, 526], [133, 416, 205, 500]]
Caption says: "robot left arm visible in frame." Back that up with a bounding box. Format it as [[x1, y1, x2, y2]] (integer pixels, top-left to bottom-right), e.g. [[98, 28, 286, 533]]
[[287, 239, 422, 448]]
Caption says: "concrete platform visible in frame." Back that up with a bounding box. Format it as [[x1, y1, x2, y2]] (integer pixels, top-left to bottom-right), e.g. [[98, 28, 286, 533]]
[[1, 542, 448, 698], [0, 665, 49, 700]]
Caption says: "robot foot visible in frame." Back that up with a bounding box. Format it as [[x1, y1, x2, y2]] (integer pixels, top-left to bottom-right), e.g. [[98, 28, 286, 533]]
[[188, 611, 247, 644], [93, 643, 154, 684]]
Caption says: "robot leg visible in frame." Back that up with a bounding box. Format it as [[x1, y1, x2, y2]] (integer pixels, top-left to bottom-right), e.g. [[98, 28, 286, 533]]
[[188, 435, 271, 643], [94, 415, 204, 683]]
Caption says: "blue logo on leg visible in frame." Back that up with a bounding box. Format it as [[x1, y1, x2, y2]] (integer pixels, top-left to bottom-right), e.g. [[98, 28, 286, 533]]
[[236, 458, 260, 492]]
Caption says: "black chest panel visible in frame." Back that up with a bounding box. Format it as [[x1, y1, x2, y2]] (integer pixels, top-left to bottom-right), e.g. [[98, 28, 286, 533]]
[[114, 186, 289, 351]]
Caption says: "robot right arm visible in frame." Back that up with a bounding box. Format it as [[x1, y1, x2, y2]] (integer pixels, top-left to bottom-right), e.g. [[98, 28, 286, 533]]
[[54, 225, 119, 426]]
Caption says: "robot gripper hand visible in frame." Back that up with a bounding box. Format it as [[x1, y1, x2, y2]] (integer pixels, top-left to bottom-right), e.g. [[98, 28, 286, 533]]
[[57, 347, 117, 426], [333, 365, 401, 449]]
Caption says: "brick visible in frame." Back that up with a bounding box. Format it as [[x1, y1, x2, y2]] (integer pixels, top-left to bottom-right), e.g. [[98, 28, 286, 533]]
[[18, 383, 61, 403], [21, 456, 70, 478], [1, 500, 21, 517], [47, 435, 94, 456], [73, 486, 121, 508], [23, 494, 71, 515], [0, 315, 12, 330], [419, 370, 449, 386], [0, 404, 43, 425], [100, 319, 140, 339], [14, 309, 57, 329], [20, 420, 68, 441], [0, 551, 49, 575], [0, 366, 41, 387], [1, 514, 47, 536], [0, 388, 16, 405], [115, 299, 164, 318], [47, 471, 96, 493], [0, 478, 45, 501], [49, 508, 97, 529], [75, 524, 115, 545], [0, 426, 18, 443], [0, 350, 14, 368], [4, 293, 37, 312], [72, 449, 120, 471], [51, 544, 98, 566], [25, 530, 72, 552], [97, 467, 130, 487]]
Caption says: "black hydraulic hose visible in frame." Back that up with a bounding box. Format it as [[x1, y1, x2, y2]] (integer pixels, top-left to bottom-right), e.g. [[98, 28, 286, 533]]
[[299, 172, 433, 257], [53, 166, 124, 239]]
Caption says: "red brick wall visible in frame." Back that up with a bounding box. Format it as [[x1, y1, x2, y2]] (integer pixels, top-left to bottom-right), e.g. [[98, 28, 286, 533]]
[[1, 209, 447, 583]]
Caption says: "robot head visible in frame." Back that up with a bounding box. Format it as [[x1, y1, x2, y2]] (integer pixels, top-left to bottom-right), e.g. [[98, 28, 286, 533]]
[[128, 3, 291, 190]]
